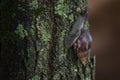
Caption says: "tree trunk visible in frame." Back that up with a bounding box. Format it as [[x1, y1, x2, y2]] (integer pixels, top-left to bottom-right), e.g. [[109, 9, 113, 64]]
[[0, 0, 95, 80]]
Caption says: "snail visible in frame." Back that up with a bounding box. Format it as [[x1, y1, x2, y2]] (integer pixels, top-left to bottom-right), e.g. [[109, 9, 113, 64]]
[[73, 28, 92, 64], [65, 8, 92, 64]]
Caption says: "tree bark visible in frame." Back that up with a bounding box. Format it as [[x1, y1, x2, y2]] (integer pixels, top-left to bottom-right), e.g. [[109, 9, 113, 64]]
[[0, 0, 95, 80]]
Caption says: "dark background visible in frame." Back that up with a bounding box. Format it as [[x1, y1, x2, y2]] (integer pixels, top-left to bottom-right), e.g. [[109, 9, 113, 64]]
[[88, 0, 120, 80]]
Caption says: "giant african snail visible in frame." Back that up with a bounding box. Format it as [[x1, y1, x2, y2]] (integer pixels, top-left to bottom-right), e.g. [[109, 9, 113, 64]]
[[65, 9, 92, 64]]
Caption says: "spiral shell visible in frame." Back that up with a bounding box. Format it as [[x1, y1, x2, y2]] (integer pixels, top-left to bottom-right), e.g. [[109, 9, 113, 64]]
[[73, 28, 92, 64]]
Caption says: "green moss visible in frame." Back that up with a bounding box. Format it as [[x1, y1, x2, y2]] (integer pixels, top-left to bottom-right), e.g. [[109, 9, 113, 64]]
[[15, 24, 28, 39]]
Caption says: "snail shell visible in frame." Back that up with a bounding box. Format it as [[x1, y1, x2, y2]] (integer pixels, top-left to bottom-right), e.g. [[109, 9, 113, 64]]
[[73, 28, 92, 64]]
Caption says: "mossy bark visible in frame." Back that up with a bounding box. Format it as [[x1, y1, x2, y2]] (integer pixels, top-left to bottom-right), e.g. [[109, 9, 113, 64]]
[[0, 0, 95, 80]]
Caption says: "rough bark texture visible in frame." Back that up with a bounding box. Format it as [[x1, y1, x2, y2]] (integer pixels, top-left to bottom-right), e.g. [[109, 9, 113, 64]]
[[0, 0, 95, 80]]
